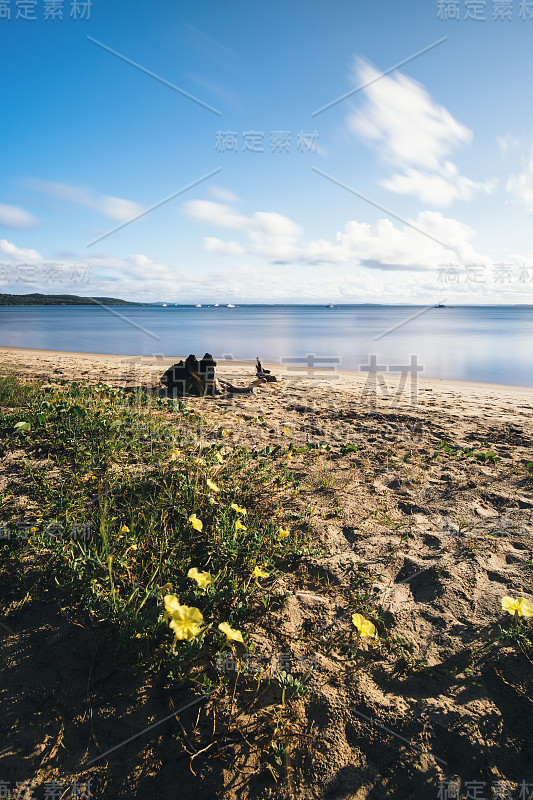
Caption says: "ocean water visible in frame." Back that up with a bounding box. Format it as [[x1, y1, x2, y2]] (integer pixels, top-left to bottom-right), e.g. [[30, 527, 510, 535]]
[[0, 304, 532, 387]]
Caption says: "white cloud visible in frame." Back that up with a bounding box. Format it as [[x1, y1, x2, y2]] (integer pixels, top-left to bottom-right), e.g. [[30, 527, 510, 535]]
[[347, 59, 492, 207], [248, 212, 301, 261], [185, 201, 300, 261], [506, 140, 533, 210], [185, 200, 248, 230], [0, 204, 39, 228], [186, 195, 489, 270], [382, 165, 496, 207], [29, 180, 144, 221], [1, 231, 529, 305], [497, 133, 520, 153], [306, 209, 492, 271], [349, 59, 471, 171], [0, 238, 42, 263], [204, 237, 244, 256], [208, 185, 241, 203], [89, 253, 178, 282]]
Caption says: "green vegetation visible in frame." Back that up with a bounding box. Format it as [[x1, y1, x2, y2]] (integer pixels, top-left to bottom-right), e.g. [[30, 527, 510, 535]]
[[0, 374, 325, 776], [0, 292, 138, 305]]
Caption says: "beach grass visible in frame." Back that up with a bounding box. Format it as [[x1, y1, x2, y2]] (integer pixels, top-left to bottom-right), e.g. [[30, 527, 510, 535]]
[[1, 375, 338, 780], [0, 376, 313, 660]]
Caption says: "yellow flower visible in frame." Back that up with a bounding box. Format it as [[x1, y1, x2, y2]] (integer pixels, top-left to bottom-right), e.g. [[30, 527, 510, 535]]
[[168, 603, 204, 642], [231, 503, 247, 515], [189, 513, 203, 532], [164, 594, 182, 615], [287, 452, 293, 460], [218, 622, 244, 644], [253, 566, 269, 580], [234, 519, 247, 532], [222, 429, 230, 437], [278, 528, 289, 539], [521, 599, 533, 618], [283, 428, 289, 436], [169, 448, 181, 461], [215, 453, 224, 463], [352, 613, 377, 638], [159, 582, 173, 594], [188, 567, 212, 589], [119, 525, 130, 535], [502, 595, 533, 617], [206, 478, 219, 493]]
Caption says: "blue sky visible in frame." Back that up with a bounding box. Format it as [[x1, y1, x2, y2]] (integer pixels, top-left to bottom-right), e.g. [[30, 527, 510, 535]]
[[1, 0, 533, 303]]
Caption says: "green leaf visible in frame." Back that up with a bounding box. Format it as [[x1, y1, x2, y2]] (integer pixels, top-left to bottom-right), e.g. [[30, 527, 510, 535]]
[[14, 421, 31, 431]]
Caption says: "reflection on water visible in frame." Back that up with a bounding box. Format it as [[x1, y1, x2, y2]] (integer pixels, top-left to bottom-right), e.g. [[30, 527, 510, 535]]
[[0, 304, 532, 387]]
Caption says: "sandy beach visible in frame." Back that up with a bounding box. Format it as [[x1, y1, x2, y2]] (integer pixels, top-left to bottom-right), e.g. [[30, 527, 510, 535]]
[[1, 346, 533, 797]]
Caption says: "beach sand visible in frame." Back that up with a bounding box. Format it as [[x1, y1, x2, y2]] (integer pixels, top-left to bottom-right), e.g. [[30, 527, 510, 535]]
[[2, 346, 533, 796]]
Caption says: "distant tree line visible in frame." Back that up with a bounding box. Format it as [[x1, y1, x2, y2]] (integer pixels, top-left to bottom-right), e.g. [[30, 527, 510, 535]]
[[0, 293, 138, 306]]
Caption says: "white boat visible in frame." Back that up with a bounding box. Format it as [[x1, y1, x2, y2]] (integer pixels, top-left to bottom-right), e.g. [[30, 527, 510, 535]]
[[327, 304, 335, 308], [214, 303, 219, 307], [195, 303, 202, 307], [162, 303, 167, 307], [226, 303, 235, 308]]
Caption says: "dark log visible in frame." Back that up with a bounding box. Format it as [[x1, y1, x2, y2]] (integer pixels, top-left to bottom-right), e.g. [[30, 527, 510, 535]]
[[161, 354, 208, 397], [256, 356, 277, 382], [161, 353, 271, 397], [217, 377, 266, 394], [256, 356, 270, 375]]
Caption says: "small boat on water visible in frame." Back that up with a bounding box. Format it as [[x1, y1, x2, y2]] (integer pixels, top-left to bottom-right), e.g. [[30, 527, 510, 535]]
[[214, 303, 219, 307], [226, 303, 236, 308], [195, 303, 202, 308], [327, 304, 335, 308], [162, 303, 167, 307], [434, 304, 446, 308]]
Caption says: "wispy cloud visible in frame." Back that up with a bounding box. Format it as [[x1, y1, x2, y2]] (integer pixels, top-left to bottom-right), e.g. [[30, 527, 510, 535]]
[[208, 185, 241, 203], [347, 59, 494, 207], [203, 237, 244, 256], [0, 204, 39, 228], [506, 139, 533, 210], [0, 238, 42, 263], [29, 180, 144, 222], [497, 132, 520, 153]]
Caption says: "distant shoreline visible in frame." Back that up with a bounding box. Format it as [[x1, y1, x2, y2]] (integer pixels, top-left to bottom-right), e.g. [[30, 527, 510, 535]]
[[1, 295, 532, 308], [0, 293, 138, 306]]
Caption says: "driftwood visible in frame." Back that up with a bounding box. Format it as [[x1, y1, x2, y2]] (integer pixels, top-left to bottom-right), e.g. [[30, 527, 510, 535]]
[[256, 357, 277, 382], [160, 354, 272, 397], [160, 354, 218, 398], [217, 377, 267, 395]]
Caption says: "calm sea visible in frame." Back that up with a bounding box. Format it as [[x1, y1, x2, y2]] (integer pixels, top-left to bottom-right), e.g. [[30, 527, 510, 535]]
[[1, 304, 532, 387]]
